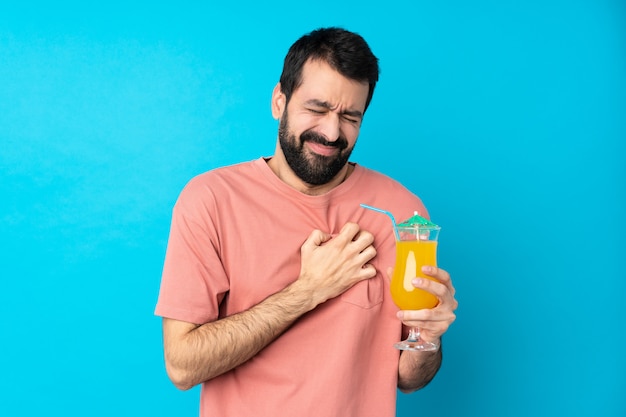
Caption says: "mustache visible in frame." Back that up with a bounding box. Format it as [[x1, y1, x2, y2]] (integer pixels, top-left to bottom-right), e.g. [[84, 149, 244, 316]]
[[301, 130, 348, 151]]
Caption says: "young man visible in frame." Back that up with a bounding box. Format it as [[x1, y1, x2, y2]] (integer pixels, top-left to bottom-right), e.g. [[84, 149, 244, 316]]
[[155, 27, 457, 417]]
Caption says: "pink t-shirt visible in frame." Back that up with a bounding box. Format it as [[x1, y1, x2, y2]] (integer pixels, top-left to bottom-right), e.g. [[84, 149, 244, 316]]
[[155, 157, 428, 417]]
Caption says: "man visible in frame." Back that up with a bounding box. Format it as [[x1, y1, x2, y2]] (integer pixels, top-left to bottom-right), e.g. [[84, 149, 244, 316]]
[[155, 27, 457, 416]]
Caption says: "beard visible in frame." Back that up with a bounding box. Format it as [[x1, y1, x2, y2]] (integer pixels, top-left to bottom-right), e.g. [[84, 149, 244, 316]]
[[278, 111, 354, 186]]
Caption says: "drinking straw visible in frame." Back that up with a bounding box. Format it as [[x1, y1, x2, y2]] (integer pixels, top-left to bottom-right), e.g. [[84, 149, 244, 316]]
[[360, 203, 400, 240]]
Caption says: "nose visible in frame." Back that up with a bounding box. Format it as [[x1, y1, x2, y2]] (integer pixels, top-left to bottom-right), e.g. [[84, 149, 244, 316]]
[[317, 113, 341, 142]]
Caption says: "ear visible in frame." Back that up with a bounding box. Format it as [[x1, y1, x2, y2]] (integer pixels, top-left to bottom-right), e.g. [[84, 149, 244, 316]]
[[271, 82, 286, 119]]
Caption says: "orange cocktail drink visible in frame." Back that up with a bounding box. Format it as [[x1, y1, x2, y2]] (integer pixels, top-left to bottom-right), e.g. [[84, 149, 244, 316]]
[[390, 220, 441, 313], [359, 204, 442, 351], [390, 239, 439, 310]]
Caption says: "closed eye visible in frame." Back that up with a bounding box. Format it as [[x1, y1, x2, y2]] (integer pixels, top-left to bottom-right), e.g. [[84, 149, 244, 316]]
[[303, 99, 363, 124], [342, 115, 359, 124], [307, 108, 326, 115]]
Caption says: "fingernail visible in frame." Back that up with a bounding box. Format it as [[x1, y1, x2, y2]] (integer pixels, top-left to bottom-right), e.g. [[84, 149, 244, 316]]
[[422, 265, 432, 274], [412, 278, 424, 286], [396, 311, 404, 319]]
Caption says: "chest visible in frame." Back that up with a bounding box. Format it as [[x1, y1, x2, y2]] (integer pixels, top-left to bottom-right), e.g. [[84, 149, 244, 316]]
[[215, 199, 396, 315]]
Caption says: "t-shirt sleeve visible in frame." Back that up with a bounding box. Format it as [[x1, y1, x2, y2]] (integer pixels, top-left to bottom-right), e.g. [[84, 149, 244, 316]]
[[154, 179, 229, 325]]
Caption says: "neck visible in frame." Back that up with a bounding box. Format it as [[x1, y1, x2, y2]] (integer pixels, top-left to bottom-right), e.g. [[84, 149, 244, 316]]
[[266, 148, 353, 196]]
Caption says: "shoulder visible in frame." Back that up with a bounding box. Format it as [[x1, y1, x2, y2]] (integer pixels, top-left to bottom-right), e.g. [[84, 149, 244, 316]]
[[182, 160, 257, 194], [355, 165, 415, 195], [174, 160, 258, 217], [354, 165, 430, 219]]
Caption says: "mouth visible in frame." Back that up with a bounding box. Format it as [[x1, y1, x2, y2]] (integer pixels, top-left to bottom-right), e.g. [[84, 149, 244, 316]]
[[305, 140, 341, 157]]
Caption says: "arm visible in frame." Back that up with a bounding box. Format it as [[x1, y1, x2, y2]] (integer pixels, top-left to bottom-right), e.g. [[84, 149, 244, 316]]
[[398, 345, 443, 393], [162, 223, 377, 390], [397, 266, 457, 392], [163, 281, 316, 390]]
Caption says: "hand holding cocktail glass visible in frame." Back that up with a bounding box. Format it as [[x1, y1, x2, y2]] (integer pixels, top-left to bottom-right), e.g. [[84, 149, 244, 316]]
[[361, 204, 445, 351]]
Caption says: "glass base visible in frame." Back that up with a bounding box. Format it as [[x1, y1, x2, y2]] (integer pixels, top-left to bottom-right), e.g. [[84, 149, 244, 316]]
[[394, 339, 439, 352]]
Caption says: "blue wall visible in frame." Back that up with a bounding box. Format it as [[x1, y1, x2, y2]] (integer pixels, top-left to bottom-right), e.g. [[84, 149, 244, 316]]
[[1, 1, 624, 416]]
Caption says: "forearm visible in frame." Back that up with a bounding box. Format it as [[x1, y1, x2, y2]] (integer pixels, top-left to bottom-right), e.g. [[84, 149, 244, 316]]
[[397, 342, 443, 393], [164, 281, 317, 390], [163, 225, 378, 390]]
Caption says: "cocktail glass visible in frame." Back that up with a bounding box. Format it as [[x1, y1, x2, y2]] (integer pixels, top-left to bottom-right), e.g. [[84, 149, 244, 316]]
[[359, 204, 441, 351], [391, 222, 441, 351]]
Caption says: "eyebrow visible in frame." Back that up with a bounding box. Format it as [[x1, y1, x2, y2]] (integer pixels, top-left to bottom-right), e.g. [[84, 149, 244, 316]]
[[304, 99, 363, 119]]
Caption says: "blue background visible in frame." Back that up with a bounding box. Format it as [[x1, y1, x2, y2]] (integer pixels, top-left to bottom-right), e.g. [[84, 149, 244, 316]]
[[1, 1, 624, 416]]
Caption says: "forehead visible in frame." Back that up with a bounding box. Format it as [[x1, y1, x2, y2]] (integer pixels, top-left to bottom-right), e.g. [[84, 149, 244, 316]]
[[294, 59, 369, 112]]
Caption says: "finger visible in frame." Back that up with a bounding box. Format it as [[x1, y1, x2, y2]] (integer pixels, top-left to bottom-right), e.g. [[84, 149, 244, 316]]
[[401, 319, 444, 335], [359, 263, 377, 279], [400, 319, 454, 341], [397, 308, 434, 321], [356, 244, 377, 265], [421, 265, 450, 283], [303, 229, 332, 248], [337, 222, 361, 241], [337, 224, 375, 253], [411, 278, 445, 298], [345, 228, 375, 260], [421, 266, 455, 296], [398, 309, 456, 333], [353, 229, 375, 247], [410, 278, 458, 311]]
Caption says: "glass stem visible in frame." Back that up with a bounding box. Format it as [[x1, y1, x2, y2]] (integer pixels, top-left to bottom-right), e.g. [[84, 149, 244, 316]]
[[407, 327, 420, 342]]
